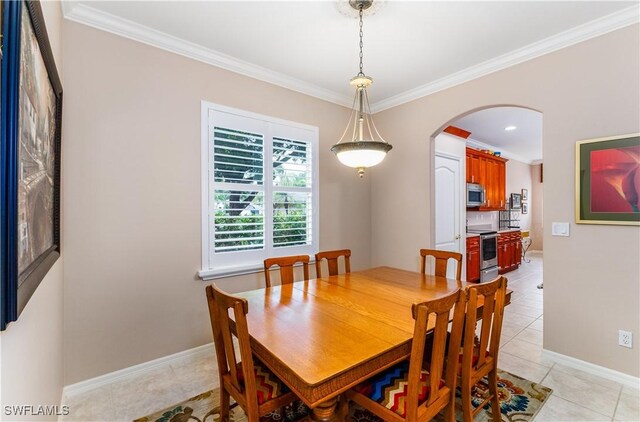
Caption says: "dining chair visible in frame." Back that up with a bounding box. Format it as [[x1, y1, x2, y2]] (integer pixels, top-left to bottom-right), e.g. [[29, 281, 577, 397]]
[[263, 255, 310, 287], [206, 284, 302, 422], [314, 249, 351, 278], [458, 276, 508, 422], [339, 288, 466, 422], [419, 249, 463, 281]]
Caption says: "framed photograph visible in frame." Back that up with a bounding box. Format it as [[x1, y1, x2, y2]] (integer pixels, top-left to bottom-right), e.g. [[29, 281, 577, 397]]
[[575, 133, 639, 225], [1, 1, 62, 329], [522, 203, 528, 214], [510, 193, 521, 210], [521, 188, 528, 201]]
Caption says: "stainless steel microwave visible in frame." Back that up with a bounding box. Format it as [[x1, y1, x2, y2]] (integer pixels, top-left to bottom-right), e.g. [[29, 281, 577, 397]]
[[467, 183, 486, 207]]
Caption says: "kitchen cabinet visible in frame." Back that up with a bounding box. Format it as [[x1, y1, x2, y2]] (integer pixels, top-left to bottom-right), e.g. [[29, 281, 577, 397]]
[[498, 230, 521, 274], [466, 236, 480, 282], [466, 148, 507, 210]]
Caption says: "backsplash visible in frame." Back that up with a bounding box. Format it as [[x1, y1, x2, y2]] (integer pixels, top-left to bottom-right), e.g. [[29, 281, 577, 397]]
[[467, 211, 499, 231]]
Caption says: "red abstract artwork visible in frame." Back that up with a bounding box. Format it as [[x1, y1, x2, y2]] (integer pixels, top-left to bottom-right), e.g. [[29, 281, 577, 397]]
[[590, 145, 640, 213]]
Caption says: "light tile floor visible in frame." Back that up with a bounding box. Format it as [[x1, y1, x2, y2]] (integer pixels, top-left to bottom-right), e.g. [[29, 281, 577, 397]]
[[63, 253, 640, 421]]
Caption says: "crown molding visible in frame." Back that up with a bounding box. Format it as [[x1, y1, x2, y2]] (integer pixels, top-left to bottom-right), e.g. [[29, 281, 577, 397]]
[[371, 4, 640, 113], [62, 2, 639, 112], [61, 3, 354, 108], [466, 138, 537, 165]]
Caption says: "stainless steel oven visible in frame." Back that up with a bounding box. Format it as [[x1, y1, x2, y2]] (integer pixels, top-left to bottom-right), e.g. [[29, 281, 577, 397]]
[[468, 229, 499, 282]]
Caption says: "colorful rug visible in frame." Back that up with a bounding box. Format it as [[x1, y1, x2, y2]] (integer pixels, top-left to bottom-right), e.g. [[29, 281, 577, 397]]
[[135, 370, 551, 422]]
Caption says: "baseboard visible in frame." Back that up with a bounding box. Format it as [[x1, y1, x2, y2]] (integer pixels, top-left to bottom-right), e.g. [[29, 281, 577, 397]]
[[527, 249, 543, 254], [542, 349, 640, 389], [62, 343, 214, 399]]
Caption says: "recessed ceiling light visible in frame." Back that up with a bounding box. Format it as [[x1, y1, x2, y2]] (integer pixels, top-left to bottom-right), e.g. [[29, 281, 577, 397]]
[[504, 126, 517, 131]]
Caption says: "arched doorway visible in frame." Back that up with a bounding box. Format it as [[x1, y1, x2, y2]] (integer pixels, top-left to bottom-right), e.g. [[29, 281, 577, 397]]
[[430, 105, 543, 280]]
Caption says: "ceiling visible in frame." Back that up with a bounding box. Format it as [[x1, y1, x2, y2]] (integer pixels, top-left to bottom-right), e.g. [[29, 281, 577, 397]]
[[454, 107, 543, 162], [64, 1, 638, 111]]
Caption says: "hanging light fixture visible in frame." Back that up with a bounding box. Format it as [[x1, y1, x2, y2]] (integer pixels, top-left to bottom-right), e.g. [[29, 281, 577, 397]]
[[331, 0, 392, 178]]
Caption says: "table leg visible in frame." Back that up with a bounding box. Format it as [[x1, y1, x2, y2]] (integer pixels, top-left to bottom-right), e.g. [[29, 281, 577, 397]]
[[310, 396, 339, 422]]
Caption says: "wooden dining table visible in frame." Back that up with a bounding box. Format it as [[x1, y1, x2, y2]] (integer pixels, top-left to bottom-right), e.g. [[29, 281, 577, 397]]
[[233, 266, 511, 421]]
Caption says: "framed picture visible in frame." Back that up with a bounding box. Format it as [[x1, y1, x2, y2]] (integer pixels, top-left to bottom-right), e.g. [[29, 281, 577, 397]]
[[575, 133, 639, 225], [510, 193, 521, 210], [1, 1, 62, 330], [522, 203, 528, 214], [521, 188, 528, 201]]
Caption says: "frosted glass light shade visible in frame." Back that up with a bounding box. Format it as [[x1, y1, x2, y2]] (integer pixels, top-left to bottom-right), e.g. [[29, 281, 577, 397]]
[[331, 141, 392, 168]]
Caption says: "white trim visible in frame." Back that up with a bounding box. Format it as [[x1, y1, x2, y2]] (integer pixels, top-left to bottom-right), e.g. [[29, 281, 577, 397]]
[[62, 343, 213, 399], [198, 260, 316, 281], [466, 138, 535, 165], [62, 3, 639, 112], [62, 4, 353, 108], [371, 5, 640, 112], [542, 349, 640, 390]]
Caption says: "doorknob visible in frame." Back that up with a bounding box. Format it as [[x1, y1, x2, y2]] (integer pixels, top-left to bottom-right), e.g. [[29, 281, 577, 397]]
[[455, 235, 461, 240]]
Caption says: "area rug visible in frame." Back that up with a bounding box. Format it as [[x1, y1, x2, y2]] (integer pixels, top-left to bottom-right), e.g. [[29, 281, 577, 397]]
[[135, 369, 551, 422]]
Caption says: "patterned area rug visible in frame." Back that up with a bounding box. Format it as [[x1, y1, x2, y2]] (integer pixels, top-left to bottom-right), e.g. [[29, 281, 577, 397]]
[[135, 370, 551, 422]]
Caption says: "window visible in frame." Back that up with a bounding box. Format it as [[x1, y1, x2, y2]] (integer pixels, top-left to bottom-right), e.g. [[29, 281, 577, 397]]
[[200, 102, 319, 278]]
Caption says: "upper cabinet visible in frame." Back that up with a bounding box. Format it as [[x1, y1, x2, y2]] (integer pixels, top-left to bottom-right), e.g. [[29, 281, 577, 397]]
[[466, 147, 508, 210]]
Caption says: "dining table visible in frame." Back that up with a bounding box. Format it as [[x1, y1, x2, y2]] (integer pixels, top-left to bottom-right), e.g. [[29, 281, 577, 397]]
[[233, 266, 512, 421]]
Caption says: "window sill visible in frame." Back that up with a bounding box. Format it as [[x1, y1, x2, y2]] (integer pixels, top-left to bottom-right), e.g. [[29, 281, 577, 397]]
[[199, 260, 316, 281]]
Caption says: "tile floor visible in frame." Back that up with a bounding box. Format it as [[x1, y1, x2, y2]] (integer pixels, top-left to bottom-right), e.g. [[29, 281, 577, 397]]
[[62, 252, 640, 421]]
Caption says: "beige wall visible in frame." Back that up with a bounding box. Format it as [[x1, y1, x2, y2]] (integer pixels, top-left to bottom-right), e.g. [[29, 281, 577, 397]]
[[506, 159, 533, 231], [530, 164, 543, 250], [371, 25, 640, 376], [61, 20, 371, 384], [0, 3, 65, 419]]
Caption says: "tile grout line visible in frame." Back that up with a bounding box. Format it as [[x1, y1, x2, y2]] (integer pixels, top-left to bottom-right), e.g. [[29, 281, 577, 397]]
[[612, 383, 623, 421]]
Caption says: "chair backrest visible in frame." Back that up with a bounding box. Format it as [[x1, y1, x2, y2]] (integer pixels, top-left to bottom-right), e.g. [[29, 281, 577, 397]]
[[205, 284, 260, 417], [315, 249, 351, 277], [264, 255, 310, 287], [404, 288, 466, 420], [419, 249, 463, 280], [462, 276, 507, 373]]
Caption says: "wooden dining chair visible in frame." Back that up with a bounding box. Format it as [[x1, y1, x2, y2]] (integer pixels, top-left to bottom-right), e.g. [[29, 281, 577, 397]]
[[263, 255, 310, 288], [458, 276, 508, 422], [314, 249, 351, 278], [206, 284, 302, 422], [419, 249, 463, 281], [340, 288, 466, 422]]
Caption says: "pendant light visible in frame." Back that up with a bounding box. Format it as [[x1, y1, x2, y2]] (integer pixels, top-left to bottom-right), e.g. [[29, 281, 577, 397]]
[[331, 0, 392, 178]]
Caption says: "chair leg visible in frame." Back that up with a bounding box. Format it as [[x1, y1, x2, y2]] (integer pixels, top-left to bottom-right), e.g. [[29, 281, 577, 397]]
[[443, 398, 456, 422], [488, 369, 502, 422], [219, 387, 230, 422], [460, 382, 474, 422]]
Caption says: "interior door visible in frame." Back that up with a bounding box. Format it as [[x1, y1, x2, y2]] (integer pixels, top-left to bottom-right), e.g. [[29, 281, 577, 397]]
[[435, 154, 462, 279]]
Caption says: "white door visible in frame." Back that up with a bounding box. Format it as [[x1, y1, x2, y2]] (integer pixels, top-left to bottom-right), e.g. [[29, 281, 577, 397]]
[[435, 153, 462, 278]]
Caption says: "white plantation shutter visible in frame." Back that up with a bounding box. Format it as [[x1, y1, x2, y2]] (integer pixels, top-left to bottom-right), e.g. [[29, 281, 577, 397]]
[[202, 103, 319, 277]]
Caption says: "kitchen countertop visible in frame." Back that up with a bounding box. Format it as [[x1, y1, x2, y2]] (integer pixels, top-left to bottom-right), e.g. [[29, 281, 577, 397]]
[[466, 233, 480, 238], [498, 228, 521, 234]]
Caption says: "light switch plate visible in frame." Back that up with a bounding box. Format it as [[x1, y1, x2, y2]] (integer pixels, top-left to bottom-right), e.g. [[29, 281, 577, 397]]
[[552, 222, 570, 237]]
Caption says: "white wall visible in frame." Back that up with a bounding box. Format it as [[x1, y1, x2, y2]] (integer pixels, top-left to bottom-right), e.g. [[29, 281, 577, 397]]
[[371, 25, 640, 377], [0, 3, 65, 420], [61, 19, 373, 385]]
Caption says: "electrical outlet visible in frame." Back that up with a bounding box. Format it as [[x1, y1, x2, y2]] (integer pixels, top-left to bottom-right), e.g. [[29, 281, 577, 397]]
[[619, 330, 633, 348]]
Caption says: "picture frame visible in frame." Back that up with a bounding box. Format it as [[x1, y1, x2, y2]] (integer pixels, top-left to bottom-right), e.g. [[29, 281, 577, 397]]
[[510, 193, 521, 210], [521, 188, 528, 201], [575, 133, 639, 226], [522, 203, 528, 214], [1, 1, 62, 330]]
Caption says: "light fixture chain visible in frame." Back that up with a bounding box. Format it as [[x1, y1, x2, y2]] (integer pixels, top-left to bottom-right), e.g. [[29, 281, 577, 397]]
[[358, 5, 364, 77]]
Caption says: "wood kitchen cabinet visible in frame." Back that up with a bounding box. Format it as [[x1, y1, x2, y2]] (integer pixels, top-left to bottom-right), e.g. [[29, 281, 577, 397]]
[[466, 147, 507, 210], [466, 236, 480, 282], [498, 230, 522, 274]]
